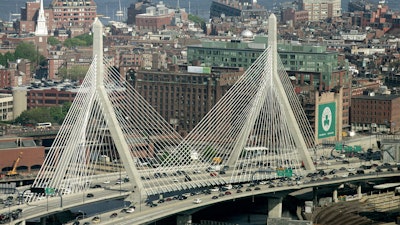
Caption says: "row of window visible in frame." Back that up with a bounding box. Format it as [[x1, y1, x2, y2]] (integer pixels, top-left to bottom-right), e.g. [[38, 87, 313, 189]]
[[140, 86, 208, 93], [160, 109, 207, 118], [140, 74, 210, 84], [147, 97, 209, 105], [191, 49, 259, 58], [353, 104, 392, 109], [352, 110, 391, 117], [29, 93, 74, 98], [29, 99, 67, 104]]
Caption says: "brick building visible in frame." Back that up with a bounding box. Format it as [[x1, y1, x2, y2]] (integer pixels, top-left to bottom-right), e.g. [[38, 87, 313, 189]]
[[127, 0, 153, 25], [0, 137, 45, 174], [0, 59, 32, 89], [351, 93, 400, 134], [130, 66, 244, 136], [136, 14, 173, 32], [300, 0, 341, 22], [50, 0, 97, 35], [281, 8, 309, 25], [27, 88, 77, 109], [17, 0, 96, 37]]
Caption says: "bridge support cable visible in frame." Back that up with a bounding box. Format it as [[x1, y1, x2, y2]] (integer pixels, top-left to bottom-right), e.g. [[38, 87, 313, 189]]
[[31, 14, 317, 199], [158, 13, 316, 188], [32, 19, 184, 198]]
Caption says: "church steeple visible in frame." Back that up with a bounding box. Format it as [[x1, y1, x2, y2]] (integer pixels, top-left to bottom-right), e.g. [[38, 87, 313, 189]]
[[35, 0, 48, 36]]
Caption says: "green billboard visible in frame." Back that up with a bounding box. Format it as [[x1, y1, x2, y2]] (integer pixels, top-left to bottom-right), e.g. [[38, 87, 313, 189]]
[[318, 102, 336, 139]]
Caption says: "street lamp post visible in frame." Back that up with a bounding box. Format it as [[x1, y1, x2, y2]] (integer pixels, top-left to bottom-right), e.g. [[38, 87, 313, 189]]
[[8, 197, 11, 225], [119, 163, 122, 195], [78, 210, 85, 220]]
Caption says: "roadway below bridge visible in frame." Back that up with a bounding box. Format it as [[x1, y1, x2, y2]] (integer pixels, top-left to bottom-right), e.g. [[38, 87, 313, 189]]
[[0, 160, 398, 224], [60, 172, 399, 225]]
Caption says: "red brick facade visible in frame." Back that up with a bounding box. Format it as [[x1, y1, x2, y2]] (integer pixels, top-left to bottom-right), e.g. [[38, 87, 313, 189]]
[[27, 88, 77, 109], [136, 14, 172, 31], [0, 138, 45, 174]]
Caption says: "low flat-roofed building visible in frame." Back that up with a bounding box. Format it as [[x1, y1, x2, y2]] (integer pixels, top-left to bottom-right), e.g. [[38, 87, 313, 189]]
[[0, 137, 45, 175], [0, 94, 14, 121], [351, 93, 400, 134]]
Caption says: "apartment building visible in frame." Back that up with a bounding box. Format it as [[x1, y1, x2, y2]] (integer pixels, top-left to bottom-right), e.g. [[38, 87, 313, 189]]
[[300, 0, 341, 21]]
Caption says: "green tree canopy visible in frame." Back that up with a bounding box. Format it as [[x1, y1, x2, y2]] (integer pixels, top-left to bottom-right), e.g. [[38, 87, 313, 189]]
[[47, 36, 61, 46], [14, 42, 46, 68], [0, 54, 5, 67], [64, 33, 93, 48], [0, 52, 16, 68], [15, 42, 39, 62], [14, 102, 72, 126], [188, 14, 206, 32], [58, 65, 90, 81], [0, 42, 45, 69]]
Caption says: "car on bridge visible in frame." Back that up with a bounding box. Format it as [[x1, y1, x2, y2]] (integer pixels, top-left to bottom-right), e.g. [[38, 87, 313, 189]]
[[193, 198, 202, 204], [92, 216, 101, 223], [86, 193, 94, 198], [126, 207, 135, 213]]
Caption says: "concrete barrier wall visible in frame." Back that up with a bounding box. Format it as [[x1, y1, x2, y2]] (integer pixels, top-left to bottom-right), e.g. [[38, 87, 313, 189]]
[[267, 217, 313, 225]]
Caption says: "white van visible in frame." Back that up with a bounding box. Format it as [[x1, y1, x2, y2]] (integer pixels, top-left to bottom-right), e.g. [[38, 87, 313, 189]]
[[193, 198, 202, 204]]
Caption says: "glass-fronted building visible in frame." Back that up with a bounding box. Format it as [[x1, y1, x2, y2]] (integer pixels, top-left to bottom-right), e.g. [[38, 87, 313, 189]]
[[187, 36, 343, 90]]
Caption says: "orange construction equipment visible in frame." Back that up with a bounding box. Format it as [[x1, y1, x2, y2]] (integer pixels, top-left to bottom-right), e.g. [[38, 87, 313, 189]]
[[6, 152, 23, 176]]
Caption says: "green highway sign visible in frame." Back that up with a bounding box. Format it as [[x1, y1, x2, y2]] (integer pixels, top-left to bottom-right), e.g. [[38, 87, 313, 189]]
[[276, 168, 293, 177], [335, 142, 343, 151], [45, 187, 55, 196]]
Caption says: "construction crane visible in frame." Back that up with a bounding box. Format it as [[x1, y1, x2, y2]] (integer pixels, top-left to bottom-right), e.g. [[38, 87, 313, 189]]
[[6, 152, 22, 176]]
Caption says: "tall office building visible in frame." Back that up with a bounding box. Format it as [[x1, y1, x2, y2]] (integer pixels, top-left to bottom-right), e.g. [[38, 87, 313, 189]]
[[300, 0, 341, 21], [210, 0, 267, 19], [50, 0, 97, 35]]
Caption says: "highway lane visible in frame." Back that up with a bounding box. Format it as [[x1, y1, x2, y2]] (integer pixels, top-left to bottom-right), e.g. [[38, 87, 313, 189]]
[[0, 158, 396, 224], [65, 171, 400, 225], [0, 187, 130, 224]]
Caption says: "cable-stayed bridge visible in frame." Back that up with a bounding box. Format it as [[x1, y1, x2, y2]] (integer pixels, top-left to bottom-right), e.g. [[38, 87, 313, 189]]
[[31, 14, 315, 200], [5, 14, 391, 225]]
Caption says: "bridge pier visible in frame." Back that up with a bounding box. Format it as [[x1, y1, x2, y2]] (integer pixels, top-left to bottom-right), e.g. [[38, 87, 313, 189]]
[[40, 217, 46, 225], [313, 187, 318, 207], [357, 184, 362, 199], [333, 188, 338, 203], [268, 197, 282, 218], [176, 213, 192, 225]]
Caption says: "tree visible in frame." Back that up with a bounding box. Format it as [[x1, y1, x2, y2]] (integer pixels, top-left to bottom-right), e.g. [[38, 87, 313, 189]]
[[14, 42, 38, 63], [0, 54, 5, 67], [47, 36, 61, 46], [58, 65, 89, 81], [63, 33, 93, 48], [14, 42, 46, 69], [4, 52, 15, 67], [64, 38, 86, 48], [14, 103, 72, 126], [188, 14, 205, 26], [188, 14, 206, 33]]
